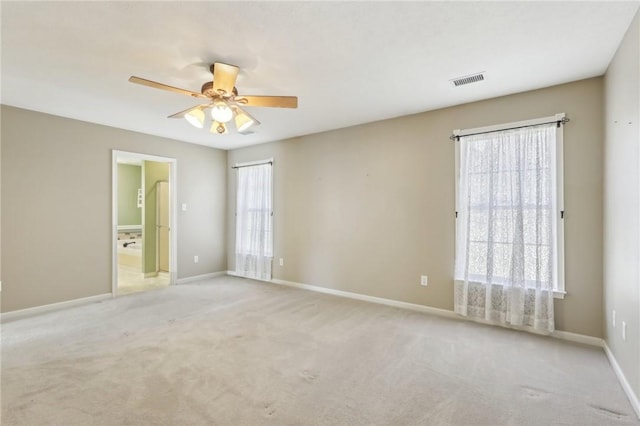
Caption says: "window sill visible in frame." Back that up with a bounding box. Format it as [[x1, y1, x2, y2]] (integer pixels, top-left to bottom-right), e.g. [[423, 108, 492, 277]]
[[553, 290, 566, 299]]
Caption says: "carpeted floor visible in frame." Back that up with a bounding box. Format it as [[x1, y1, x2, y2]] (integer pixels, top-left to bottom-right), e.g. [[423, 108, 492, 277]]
[[1, 276, 638, 425]]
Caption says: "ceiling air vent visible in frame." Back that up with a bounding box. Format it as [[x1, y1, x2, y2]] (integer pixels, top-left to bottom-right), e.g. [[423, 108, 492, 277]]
[[450, 72, 485, 87]]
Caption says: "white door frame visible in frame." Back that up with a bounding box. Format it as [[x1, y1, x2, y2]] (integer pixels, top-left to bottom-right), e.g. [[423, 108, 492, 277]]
[[112, 150, 178, 295]]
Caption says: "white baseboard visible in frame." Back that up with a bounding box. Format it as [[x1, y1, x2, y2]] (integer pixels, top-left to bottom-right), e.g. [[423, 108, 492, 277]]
[[450, 314, 605, 346], [603, 342, 640, 419], [175, 271, 227, 284], [266, 276, 603, 347], [1, 293, 112, 323], [551, 329, 604, 347], [268, 277, 607, 346], [270, 277, 459, 319]]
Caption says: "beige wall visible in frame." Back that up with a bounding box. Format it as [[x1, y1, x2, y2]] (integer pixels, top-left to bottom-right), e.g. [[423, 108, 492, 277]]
[[1, 106, 227, 312], [604, 11, 640, 401], [228, 77, 604, 338]]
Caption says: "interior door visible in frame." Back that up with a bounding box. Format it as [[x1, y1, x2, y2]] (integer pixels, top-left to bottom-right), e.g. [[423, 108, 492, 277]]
[[157, 181, 170, 272]]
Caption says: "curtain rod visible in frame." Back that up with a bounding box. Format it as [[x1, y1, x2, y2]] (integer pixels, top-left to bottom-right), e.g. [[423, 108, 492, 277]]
[[231, 160, 273, 169], [449, 117, 570, 141]]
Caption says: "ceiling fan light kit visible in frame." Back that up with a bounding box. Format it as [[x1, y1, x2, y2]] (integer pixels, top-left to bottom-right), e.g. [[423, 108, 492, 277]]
[[210, 100, 234, 123], [184, 107, 205, 128], [211, 121, 228, 134], [128, 62, 298, 135], [233, 107, 257, 133]]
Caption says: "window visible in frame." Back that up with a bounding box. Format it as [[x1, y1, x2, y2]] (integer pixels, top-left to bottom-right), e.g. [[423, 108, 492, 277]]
[[454, 115, 565, 297], [235, 160, 273, 280]]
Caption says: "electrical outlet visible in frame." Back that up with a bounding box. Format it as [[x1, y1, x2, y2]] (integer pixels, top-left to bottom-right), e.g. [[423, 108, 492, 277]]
[[194, 255, 199, 264], [279, 258, 284, 266], [420, 275, 428, 286], [613, 310, 616, 327], [622, 321, 627, 341]]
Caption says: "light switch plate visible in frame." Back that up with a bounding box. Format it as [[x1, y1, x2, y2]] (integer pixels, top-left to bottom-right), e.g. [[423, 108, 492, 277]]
[[182, 203, 187, 211]]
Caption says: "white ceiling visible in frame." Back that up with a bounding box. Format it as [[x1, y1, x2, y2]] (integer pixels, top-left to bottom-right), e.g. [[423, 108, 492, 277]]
[[2, 1, 638, 150]]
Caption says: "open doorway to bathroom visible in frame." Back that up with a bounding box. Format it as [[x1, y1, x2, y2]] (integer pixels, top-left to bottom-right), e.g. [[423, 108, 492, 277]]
[[112, 151, 177, 296]]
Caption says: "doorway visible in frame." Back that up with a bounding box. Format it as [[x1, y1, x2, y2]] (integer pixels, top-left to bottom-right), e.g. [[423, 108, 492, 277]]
[[112, 151, 177, 296]]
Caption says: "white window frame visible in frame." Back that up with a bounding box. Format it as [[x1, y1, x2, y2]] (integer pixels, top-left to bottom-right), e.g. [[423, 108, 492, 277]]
[[234, 158, 274, 259], [454, 113, 566, 298]]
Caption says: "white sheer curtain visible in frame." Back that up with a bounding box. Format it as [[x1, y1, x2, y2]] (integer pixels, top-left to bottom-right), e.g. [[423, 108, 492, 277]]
[[235, 162, 273, 280], [454, 124, 557, 332]]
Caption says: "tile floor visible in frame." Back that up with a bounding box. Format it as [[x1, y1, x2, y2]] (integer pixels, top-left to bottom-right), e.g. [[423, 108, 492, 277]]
[[117, 264, 170, 295]]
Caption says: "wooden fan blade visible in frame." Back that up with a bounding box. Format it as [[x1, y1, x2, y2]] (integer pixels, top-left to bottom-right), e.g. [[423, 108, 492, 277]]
[[129, 76, 207, 99], [167, 104, 210, 118], [235, 95, 298, 108], [212, 62, 239, 96]]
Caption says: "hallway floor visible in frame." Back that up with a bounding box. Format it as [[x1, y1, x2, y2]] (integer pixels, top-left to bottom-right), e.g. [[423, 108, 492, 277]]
[[117, 264, 169, 295]]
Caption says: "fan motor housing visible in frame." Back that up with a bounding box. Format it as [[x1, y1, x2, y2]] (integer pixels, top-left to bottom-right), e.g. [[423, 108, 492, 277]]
[[201, 81, 238, 98]]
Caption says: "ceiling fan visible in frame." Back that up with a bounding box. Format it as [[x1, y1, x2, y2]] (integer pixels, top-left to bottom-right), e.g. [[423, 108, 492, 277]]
[[128, 62, 298, 135]]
